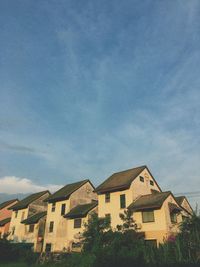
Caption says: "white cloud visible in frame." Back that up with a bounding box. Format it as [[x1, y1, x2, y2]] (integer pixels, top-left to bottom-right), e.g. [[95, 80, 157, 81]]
[[0, 176, 62, 194]]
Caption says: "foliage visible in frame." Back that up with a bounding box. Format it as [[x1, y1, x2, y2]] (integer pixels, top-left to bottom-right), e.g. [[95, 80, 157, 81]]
[[82, 212, 111, 253], [178, 213, 200, 262], [0, 238, 38, 265], [1, 211, 200, 267], [80, 210, 200, 267], [117, 208, 136, 231]]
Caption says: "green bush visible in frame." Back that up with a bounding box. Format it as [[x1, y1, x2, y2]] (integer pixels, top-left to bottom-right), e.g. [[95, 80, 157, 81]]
[[0, 239, 38, 265]]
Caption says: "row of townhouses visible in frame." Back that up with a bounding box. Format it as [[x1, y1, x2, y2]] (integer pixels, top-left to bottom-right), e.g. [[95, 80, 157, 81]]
[[0, 165, 193, 252]]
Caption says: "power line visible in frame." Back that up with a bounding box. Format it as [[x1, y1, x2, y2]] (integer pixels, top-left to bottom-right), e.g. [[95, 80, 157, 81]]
[[174, 191, 200, 196]]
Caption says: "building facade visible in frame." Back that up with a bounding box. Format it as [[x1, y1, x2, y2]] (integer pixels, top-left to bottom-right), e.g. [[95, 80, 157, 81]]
[[0, 199, 18, 238], [2, 165, 193, 251], [95, 165, 193, 246], [43, 179, 97, 252], [8, 190, 50, 245]]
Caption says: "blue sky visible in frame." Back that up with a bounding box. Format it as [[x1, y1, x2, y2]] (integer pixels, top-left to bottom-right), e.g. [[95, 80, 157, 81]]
[[0, 0, 200, 207]]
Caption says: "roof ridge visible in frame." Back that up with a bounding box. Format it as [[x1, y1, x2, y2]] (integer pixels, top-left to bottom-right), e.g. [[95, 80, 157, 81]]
[[112, 165, 146, 175], [95, 165, 147, 193], [137, 191, 171, 198], [46, 179, 93, 203], [0, 199, 19, 210]]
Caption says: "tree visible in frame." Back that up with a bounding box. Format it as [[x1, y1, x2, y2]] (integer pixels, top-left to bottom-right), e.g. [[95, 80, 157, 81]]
[[82, 212, 111, 253], [117, 208, 137, 232], [178, 213, 200, 262]]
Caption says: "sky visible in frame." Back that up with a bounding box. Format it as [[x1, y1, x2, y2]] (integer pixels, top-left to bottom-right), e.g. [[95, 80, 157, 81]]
[[0, 0, 200, 208]]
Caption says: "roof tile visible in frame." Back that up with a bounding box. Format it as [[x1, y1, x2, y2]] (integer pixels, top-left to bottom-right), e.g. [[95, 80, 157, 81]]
[[64, 201, 98, 219], [129, 191, 171, 211], [10, 191, 49, 211], [21, 211, 47, 225], [46, 180, 92, 203], [95, 166, 147, 194]]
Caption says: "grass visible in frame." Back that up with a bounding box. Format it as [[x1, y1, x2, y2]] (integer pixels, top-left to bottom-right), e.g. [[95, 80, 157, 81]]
[[0, 264, 28, 267], [0, 264, 59, 267]]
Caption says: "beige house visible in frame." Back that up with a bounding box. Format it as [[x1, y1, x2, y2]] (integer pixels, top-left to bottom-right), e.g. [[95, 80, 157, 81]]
[[8, 190, 50, 246], [64, 201, 98, 252], [95, 165, 162, 229], [4, 165, 193, 251], [129, 191, 183, 245], [21, 211, 47, 252], [175, 196, 193, 218], [43, 179, 97, 252], [95, 165, 192, 246]]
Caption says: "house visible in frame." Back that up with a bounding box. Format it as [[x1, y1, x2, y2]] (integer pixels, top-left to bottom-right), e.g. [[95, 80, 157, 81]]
[[95, 165, 190, 246], [95, 165, 162, 229], [175, 196, 193, 219], [21, 211, 47, 252], [43, 179, 97, 252], [128, 191, 183, 246], [0, 199, 18, 238], [8, 190, 50, 245], [64, 200, 98, 252]]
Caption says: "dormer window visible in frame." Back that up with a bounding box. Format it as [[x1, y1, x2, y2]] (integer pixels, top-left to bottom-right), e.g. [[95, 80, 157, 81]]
[[140, 176, 144, 182], [105, 193, 110, 203], [150, 180, 154, 186]]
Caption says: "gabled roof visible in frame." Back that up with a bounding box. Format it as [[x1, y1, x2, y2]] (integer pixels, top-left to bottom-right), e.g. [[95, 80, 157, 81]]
[[21, 211, 47, 225], [95, 165, 161, 194], [175, 196, 185, 206], [0, 217, 11, 227], [10, 191, 49, 211], [0, 199, 18, 210], [64, 201, 98, 219], [168, 203, 182, 213], [46, 179, 93, 203], [175, 196, 193, 215], [129, 191, 171, 211]]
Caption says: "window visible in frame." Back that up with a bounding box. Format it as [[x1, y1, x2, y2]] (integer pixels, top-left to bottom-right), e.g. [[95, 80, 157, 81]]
[[120, 194, 126, 209], [15, 211, 18, 218], [49, 221, 54, 232], [74, 218, 82, 228], [105, 193, 110, 203], [12, 227, 15, 235], [150, 180, 154, 186], [140, 176, 144, 182], [45, 243, 52, 252], [21, 211, 25, 221], [61, 204, 66, 215], [29, 224, 35, 233], [170, 213, 177, 223], [142, 211, 155, 223], [72, 242, 82, 249], [51, 203, 56, 212]]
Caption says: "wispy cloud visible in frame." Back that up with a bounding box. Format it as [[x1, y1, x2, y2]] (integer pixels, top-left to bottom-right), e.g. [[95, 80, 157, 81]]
[[0, 176, 62, 194], [0, 0, 200, 208], [0, 140, 39, 154]]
